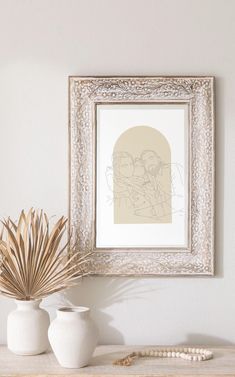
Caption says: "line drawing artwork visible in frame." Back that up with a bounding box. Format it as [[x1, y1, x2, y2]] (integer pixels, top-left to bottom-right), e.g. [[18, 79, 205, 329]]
[[105, 126, 184, 224]]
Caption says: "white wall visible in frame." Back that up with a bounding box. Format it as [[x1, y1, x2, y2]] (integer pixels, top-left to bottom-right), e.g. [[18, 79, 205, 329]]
[[0, 0, 234, 345]]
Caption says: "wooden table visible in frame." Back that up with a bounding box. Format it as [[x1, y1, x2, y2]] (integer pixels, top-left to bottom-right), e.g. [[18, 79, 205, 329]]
[[1, 345, 235, 377]]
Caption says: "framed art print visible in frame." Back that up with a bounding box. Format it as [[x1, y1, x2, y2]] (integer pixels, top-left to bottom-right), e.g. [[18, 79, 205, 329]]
[[69, 76, 215, 276], [96, 103, 189, 249]]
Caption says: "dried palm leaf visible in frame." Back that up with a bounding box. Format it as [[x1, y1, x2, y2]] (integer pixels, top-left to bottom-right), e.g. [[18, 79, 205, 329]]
[[0, 209, 91, 300]]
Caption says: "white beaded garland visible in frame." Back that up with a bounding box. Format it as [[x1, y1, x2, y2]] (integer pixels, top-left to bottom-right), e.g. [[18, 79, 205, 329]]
[[146, 347, 213, 361], [113, 347, 213, 366]]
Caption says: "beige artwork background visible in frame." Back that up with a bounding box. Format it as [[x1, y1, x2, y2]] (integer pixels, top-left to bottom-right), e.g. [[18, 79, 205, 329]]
[[113, 125, 171, 224]]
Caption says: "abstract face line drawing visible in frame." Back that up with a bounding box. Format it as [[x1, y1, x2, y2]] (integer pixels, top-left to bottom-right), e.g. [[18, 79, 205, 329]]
[[105, 125, 184, 224]]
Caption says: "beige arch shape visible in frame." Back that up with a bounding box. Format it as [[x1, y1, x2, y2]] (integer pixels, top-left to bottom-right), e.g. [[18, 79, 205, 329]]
[[112, 125, 172, 224]]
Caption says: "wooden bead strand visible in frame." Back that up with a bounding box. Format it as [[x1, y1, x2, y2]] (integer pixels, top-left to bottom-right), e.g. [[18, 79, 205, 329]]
[[113, 347, 213, 366]]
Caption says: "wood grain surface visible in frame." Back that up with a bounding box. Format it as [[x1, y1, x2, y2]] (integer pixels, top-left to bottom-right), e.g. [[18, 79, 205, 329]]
[[1, 345, 235, 377]]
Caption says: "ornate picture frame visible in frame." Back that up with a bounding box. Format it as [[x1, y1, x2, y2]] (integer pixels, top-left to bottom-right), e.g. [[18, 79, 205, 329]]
[[69, 76, 215, 276]]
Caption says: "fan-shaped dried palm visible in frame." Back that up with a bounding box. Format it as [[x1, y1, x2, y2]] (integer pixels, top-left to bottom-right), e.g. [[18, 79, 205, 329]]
[[0, 209, 91, 300]]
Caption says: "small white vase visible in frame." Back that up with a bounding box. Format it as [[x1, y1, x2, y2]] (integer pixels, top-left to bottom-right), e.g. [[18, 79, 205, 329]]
[[7, 299, 50, 355], [48, 306, 98, 368]]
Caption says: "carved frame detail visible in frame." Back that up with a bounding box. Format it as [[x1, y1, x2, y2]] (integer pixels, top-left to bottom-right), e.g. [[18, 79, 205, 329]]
[[69, 76, 215, 276]]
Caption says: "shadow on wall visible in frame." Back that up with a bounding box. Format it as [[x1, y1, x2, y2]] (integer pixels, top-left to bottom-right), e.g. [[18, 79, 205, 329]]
[[215, 76, 225, 278], [182, 334, 234, 346], [46, 277, 158, 345]]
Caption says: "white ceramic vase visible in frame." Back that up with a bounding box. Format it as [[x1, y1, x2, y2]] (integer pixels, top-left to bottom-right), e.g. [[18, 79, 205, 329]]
[[7, 299, 50, 355], [48, 306, 98, 368]]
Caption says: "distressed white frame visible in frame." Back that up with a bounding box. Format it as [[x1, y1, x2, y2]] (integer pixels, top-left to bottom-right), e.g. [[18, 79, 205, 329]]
[[69, 76, 215, 276]]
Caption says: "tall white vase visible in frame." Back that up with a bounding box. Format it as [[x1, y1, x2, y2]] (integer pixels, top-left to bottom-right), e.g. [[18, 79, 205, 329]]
[[48, 306, 98, 368], [7, 299, 50, 355]]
